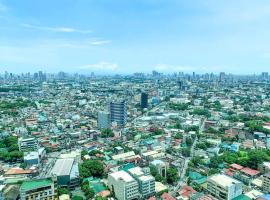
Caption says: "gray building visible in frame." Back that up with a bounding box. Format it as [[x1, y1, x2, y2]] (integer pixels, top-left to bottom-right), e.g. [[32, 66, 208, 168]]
[[51, 158, 79, 189], [98, 111, 111, 129], [18, 137, 39, 152]]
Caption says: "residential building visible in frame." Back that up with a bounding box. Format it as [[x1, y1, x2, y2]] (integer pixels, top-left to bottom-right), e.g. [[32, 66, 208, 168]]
[[98, 111, 111, 129], [18, 137, 39, 152], [108, 170, 139, 200], [19, 177, 57, 200], [207, 174, 242, 200], [109, 101, 127, 127], [127, 167, 155, 198], [262, 173, 270, 193]]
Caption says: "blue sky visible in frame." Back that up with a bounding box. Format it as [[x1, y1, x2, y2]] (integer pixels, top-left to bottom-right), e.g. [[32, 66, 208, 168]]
[[1, 0, 270, 74]]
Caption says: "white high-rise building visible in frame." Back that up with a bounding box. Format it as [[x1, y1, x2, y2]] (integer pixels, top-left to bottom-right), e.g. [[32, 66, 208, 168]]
[[108, 171, 139, 200]]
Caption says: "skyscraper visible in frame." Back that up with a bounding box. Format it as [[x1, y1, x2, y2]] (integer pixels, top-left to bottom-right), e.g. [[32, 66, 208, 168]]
[[109, 101, 127, 127], [141, 92, 148, 110]]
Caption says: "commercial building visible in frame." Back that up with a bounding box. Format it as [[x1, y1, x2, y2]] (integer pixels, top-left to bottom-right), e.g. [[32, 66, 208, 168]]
[[140, 92, 148, 110], [109, 101, 127, 127], [207, 174, 242, 200], [18, 137, 39, 152], [127, 167, 155, 199], [51, 158, 79, 189], [108, 170, 139, 200], [98, 111, 111, 129], [24, 152, 39, 166], [19, 177, 57, 200]]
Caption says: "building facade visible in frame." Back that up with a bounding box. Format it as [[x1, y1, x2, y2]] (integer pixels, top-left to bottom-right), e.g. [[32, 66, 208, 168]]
[[109, 101, 127, 127], [108, 170, 139, 200], [140, 92, 148, 110], [98, 111, 111, 129], [18, 137, 39, 152], [207, 174, 242, 200]]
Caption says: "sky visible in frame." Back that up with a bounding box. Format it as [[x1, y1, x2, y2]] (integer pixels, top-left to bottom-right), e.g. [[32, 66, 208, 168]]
[[1, 0, 270, 74]]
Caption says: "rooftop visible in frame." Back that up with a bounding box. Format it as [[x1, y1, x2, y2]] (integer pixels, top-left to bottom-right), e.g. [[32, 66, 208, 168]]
[[21, 179, 52, 191], [109, 170, 135, 183], [208, 174, 241, 187], [51, 158, 74, 176]]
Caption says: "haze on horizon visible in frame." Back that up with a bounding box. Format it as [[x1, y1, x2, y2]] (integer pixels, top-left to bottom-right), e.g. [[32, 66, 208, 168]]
[[0, 0, 270, 74]]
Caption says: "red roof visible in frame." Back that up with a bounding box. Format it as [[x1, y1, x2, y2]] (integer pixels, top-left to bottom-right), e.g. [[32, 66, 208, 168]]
[[241, 167, 260, 176], [226, 169, 234, 177], [179, 186, 197, 198], [230, 163, 244, 170], [161, 193, 176, 200], [148, 197, 156, 200]]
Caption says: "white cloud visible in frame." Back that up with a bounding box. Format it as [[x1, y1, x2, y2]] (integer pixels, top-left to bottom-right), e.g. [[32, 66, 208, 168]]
[[79, 62, 119, 71], [90, 40, 111, 45], [21, 23, 92, 34]]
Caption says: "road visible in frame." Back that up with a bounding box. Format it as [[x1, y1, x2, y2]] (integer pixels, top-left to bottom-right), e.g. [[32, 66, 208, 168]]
[[173, 118, 205, 193]]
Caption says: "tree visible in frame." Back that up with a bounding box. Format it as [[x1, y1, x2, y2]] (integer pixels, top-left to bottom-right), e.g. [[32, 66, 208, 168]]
[[167, 168, 179, 184], [174, 133, 183, 139], [72, 196, 84, 200], [95, 196, 107, 200], [186, 138, 193, 147], [182, 148, 191, 157], [101, 128, 114, 138], [58, 187, 70, 196], [79, 160, 104, 179]]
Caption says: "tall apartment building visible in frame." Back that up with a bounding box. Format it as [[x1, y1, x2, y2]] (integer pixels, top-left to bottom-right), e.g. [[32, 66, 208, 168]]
[[207, 174, 242, 200], [18, 137, 39, 152], [19, 177, 57, 200], [127, 167, 155, 199], [140, 92, 148, 110], [98, 111, 111, 129], [263, 173, 270, 193], [109, 101, 127, 127], [108, 170, 139, 200]]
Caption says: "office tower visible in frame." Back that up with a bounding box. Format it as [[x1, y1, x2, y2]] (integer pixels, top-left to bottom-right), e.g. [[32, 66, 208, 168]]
[[207, 174, 242, 200], [141, 92, 148, 110], [109, 101, 127, 127], [18, 137, 39, 152], [98, 111, 111, 129], [108, 171, 140, 200]]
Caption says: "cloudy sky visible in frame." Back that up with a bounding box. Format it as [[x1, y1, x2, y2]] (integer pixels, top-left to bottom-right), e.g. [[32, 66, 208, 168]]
[[1, 0, 270, 74]]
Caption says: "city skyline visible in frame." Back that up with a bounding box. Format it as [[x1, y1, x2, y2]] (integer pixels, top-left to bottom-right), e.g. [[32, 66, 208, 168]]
[[1, 0, 270, 74]]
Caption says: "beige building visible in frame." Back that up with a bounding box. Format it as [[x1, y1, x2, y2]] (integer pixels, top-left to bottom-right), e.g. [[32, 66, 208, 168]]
[[207, 174, 242, 200]]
